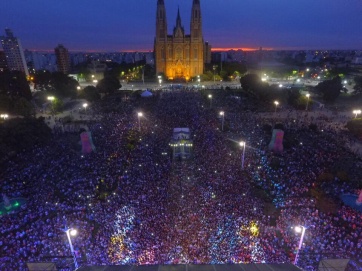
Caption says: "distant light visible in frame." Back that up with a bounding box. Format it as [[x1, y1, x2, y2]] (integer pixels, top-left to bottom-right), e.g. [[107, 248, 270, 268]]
[[70, 229, 77, 236]]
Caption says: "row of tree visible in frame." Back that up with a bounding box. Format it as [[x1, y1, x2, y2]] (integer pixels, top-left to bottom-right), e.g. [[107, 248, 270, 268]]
[[0, 117, 52, 159], [240, 73, 344, 107]]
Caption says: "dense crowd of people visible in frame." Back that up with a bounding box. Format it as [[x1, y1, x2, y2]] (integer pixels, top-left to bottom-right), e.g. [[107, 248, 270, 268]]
[[1, 89, 361, 270]]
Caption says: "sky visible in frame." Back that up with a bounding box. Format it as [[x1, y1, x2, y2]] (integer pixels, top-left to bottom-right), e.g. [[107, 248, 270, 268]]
[[1, 0, 362, 52]]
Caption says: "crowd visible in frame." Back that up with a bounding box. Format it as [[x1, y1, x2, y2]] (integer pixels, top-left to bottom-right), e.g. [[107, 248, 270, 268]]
[[0, 89, 361, 271]]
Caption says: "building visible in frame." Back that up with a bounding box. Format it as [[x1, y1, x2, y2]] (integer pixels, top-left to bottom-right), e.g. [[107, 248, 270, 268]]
[[55, 44, 71, 74], [87, 61, 107, 81], [0, 28, 29, 76], [154, 0, 210, 81], [24, 50, 57, 72], [0, 51, 7, 72]]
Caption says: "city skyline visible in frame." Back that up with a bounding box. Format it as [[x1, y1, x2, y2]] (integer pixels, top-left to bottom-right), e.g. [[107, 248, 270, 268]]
[[1, 0, 362, 52]]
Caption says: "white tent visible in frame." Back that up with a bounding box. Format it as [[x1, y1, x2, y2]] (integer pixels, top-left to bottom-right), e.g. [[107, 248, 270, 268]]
[[141, 90, 153, 97]]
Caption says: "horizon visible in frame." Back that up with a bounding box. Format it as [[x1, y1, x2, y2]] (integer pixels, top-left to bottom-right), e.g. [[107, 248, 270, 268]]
[[6, 47, 362, 54]]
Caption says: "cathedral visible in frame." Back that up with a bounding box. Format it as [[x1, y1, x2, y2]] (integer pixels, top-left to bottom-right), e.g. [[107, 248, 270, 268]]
[[154, 0, 211, 81]]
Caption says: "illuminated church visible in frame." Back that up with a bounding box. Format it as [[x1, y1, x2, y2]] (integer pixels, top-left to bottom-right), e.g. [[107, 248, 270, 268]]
[[154, 0, 211, 81]]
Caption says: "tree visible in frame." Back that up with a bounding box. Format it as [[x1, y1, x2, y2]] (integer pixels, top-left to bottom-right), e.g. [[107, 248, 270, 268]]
[[33, 70, 53, 91], [221, 62, 247, 80], [315, 76, 342, 103], [13, 97, 35, 117], [287, 88, 301, 108], [51, 72, 78, 98], [96, 76, 121, 95], [82, 86, 101, 101], [52, 98, 64, 114], [240, 74, 262, 92], [347, 119, 362, 138], [34, 71, 78, 98], [0, 117, 52, 157], [354, 76, 362, 93], [0, 94, 11, 113], [0, 71, 32, 100]]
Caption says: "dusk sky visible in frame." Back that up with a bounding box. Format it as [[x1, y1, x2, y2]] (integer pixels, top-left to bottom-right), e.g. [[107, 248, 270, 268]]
[[1, 0, 362, 52]]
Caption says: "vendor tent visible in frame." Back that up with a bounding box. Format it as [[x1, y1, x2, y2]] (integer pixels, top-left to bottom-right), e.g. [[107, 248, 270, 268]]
[[141, 90, 153, 97]]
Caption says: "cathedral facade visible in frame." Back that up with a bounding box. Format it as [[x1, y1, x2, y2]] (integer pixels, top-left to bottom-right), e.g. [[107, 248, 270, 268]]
[[154, 0, 209, 81]]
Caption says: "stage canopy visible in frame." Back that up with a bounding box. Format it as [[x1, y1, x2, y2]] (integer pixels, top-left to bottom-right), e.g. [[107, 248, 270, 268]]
[[77, 264, 302, 271]]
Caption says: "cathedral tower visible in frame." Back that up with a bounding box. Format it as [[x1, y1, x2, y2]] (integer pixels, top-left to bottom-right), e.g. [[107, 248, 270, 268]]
[[155, 0, 168, 73], [154, 0, 208, 81], [191, 0, 202, 40], [190, 0, 204, 77]]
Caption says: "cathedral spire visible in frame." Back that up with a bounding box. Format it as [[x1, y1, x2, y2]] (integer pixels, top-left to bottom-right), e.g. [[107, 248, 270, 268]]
[[176, 6, 182, 27], [173, 6, 184, 37]]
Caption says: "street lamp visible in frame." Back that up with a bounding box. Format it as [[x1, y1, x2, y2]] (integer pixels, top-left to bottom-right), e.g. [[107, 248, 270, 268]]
[[197, 75, 201, 86], [77, 86, 81, 90], [293, 226, 306, 266], [239, 141, 246, 169], [220, 111, 225, 131], [306, 93, 310, 111], [353, 109, 361, 118], [137, 112, 143, 131], [83, 103, 88, 113], [208, 94, 213, 108], [47, 96, 55, 115], [274, 101, 279, 113], [0, 114, 9, 120], [65, 228, 79, 270], [213, 65, 218, 83]]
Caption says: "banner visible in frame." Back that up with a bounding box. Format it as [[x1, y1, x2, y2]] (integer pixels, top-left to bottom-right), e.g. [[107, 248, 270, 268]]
[[268, 129, 284, 153], [80, 131, 96, 154]]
